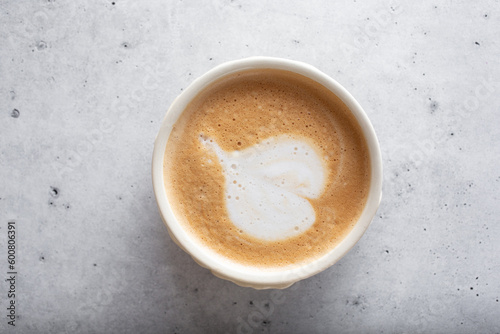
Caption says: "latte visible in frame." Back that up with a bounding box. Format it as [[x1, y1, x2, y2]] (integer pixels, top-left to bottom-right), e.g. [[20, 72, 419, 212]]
[[163, 69, 371, 268]]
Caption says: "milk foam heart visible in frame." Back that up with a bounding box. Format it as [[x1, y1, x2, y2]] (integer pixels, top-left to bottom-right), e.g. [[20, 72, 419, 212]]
[[201, 135, 327, 241]]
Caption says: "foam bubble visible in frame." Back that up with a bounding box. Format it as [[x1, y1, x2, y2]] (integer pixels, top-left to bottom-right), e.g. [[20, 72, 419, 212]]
[[201, 135, 326, 241]]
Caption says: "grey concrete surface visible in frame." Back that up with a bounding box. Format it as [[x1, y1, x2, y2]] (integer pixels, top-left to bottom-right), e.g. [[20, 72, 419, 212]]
[[1, 0, 499, 333]]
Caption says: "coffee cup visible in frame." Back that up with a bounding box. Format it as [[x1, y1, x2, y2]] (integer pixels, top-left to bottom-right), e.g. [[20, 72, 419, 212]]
[[152, 57, 382, 289]]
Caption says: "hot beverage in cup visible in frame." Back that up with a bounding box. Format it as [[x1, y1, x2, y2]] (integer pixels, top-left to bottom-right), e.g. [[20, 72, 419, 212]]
[[152, 58, 382, 288]]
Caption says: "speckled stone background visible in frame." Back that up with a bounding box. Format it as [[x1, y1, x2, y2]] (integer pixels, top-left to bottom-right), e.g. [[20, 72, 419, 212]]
[[1, 0, 499, 333]]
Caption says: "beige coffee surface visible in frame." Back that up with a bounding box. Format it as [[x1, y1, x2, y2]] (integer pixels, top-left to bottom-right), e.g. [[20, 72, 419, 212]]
[[163, 69, 371, 268]]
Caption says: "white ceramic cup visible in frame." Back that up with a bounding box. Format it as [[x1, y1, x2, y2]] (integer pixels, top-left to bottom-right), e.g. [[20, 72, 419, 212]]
[[152, 57, 382, 289]]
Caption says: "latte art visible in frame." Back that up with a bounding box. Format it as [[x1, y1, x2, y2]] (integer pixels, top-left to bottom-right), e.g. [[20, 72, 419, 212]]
[[163, 68, 371, 267], [201, 135, 326, 241]]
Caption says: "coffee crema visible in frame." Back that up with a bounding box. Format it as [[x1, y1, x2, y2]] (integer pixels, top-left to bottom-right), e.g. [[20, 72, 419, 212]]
[[163, 69, 371, 268]]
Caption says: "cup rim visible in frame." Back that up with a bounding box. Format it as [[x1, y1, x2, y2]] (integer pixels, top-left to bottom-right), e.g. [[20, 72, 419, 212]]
[[152, 56, 383, 289]]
